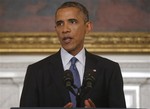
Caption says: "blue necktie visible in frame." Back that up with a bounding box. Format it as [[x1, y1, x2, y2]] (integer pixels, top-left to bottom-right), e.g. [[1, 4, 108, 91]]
[[69, 57, 81, 107]]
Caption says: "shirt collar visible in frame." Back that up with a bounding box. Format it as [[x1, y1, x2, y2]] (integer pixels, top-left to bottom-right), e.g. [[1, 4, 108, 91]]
[[61, 47, 85, 66]]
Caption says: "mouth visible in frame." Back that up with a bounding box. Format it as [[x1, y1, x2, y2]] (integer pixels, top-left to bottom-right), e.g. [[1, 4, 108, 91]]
[[62, 36, 73, 44]]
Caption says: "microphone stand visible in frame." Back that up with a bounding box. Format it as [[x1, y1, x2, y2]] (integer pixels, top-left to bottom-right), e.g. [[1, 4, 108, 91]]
[[68, 84, 81, 107], [76, 88, 81, 107]]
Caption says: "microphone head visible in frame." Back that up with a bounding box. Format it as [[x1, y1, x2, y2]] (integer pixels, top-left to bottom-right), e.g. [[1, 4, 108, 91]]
[[63, 70, 77, 96], [84, 69, 96, 88], [63, 70, 73, 88]]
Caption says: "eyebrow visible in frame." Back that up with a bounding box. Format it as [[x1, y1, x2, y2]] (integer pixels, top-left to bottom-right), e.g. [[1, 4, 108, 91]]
[[68, 18, 78, 22], [56, 20, 63, 24], [56, 18, 78, 23]]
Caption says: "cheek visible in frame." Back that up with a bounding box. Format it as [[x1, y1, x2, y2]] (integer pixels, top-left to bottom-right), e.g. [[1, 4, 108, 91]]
[[75, 34, 85, 44], [55, 29, 62, 38], [55, 28, 60, 34], [76, 28, 86, 39], [55, 27, 62, 34], [73, 26, 86, 34], [58, 36, 63, 42]]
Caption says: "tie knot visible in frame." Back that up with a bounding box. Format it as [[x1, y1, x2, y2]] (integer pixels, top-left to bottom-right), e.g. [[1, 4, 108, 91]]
[[70, 57, 78, 65]]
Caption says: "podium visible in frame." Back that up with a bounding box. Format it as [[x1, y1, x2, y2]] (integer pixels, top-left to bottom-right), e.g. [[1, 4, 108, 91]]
[[10, 107, 146, 109]]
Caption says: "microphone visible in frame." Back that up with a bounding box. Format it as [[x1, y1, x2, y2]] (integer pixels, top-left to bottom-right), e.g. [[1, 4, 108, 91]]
[[83, 69, 96, 94], [63, 70, 77, 96], [75, 69, 96, 107], [64, 70, 81, 107]]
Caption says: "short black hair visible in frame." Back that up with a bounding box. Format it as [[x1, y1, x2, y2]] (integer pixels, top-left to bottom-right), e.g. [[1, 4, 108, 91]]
[[56, 1, 89, 22]]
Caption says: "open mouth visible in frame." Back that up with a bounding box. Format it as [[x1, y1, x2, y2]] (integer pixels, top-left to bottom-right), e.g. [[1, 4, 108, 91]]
[[63, 37, 73, 44]]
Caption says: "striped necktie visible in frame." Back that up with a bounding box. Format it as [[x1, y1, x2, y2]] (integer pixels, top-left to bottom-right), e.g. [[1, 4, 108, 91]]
[[69, 57, 81, 107]]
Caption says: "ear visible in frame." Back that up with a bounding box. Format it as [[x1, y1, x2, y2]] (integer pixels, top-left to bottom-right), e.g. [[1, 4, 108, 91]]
[[86, 21, 93, 34], [55, 25, 58, 32]]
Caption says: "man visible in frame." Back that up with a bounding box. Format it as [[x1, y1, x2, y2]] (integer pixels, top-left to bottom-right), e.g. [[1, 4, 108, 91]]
[[20, 1, 126, 108]]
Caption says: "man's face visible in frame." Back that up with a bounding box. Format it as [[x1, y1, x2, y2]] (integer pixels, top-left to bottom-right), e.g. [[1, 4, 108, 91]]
[[55, 7, 92, 56]]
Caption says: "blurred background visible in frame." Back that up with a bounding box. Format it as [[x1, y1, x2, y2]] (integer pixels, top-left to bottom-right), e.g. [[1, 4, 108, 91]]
[[0, 0, 150, 109]]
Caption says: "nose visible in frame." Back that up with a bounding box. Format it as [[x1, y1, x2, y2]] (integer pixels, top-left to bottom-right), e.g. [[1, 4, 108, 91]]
[[62, 23, 71, 33]]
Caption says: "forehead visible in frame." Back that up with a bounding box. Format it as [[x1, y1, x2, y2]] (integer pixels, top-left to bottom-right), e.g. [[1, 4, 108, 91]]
[[55, 7, 84, 21]]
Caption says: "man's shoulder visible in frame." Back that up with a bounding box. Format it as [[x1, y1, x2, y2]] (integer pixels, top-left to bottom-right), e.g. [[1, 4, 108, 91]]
[[28, 52, 60, 68], [87, 52, 117, 63], [86, 52, 119, 68]]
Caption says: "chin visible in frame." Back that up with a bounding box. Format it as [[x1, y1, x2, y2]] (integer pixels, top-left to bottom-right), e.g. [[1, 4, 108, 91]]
[[65, 48, 73, 52], [64, 47, 75, 53]]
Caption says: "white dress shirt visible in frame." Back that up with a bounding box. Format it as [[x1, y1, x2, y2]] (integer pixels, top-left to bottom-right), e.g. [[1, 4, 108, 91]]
[[60, 47, 86, 85]]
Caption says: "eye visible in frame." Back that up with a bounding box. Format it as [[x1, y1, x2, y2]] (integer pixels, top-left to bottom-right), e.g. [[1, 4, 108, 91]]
[[69, 19, 78, 24], [56, 21, 64, 27]]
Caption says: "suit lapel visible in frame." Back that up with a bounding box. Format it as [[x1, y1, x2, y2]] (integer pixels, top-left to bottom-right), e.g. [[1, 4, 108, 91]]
[[48, 51, 70, 104], [80, 51, 98, 103], [84, 51, 98, 77]]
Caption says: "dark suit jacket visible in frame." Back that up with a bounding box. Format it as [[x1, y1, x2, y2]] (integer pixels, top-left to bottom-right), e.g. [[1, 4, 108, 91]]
[[20, 50, 126, 108]]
